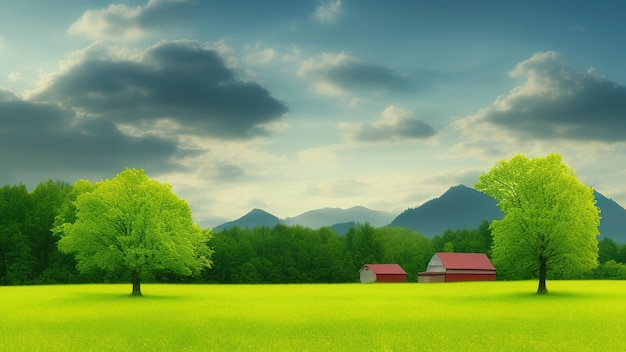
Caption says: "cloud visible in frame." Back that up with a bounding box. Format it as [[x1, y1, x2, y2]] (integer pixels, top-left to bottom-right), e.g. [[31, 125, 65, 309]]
[[32, 40, 289, 139], [7, 72, 20, 82], [0, 89, 185, 185], [304, 178, 367, 198], [298, 52, 413, 96], [340, 106, 435, 142], [458, 51, 626, 142], [243, 43, 277, 65], [203, 161, 246, 182], [314, 0, 342, 23], [68, 0, 194, 41]]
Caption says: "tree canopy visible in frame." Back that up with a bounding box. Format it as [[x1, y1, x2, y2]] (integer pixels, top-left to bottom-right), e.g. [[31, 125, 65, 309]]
[[475, 153, 600, 294], [55, 169, 212, 296]]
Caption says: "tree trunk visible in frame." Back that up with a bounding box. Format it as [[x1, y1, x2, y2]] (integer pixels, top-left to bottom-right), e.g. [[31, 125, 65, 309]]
[[536, 258, 548, 295], [131, 272, 142, 297]]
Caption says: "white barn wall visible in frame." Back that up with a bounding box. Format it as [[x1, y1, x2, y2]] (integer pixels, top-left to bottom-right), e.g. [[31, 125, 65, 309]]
[[359, 267, 377, 283]]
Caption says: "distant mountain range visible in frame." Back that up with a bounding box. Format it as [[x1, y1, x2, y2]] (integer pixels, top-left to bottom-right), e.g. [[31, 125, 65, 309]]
[[213, 184, 626, 242], [213, 206, 395, 232], [282, 206, 395, 228]]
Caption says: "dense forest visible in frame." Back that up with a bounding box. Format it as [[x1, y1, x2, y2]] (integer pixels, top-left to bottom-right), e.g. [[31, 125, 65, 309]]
[[2, 181, 626, 285]]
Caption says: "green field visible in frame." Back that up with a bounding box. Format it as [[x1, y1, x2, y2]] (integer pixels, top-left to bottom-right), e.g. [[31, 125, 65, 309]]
[[1, 281, 625, 351]]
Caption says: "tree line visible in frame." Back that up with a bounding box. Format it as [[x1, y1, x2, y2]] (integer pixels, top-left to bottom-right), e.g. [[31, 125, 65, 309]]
[[1, 179, 626, 286]]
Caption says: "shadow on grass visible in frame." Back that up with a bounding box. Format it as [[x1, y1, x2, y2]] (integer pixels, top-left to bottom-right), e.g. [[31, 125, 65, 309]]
[[503, 290, 597, 301], [67, 291, 189, 302]]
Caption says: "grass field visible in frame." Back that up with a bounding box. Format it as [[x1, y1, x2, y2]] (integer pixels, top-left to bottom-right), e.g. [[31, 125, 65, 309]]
[[1, 281, 625, 351]]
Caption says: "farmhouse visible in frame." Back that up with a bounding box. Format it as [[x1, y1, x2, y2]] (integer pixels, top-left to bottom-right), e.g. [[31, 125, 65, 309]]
[[418, 252, 496, 283], [359, 264, 407, 283]]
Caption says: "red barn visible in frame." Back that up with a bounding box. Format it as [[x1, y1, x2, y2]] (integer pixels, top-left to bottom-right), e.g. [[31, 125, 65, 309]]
[[418, 252, 496, 283], [359, 264, 407, 283]]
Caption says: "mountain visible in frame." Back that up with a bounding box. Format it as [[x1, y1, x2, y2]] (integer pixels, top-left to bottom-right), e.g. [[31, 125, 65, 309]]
[[389, 185, 503, 237], [331, 221, 356, 235], [390, 184, 626, 242], [213, 208, 279, 231], [594, 190, 626, 241], [281, 206, 396, 228]]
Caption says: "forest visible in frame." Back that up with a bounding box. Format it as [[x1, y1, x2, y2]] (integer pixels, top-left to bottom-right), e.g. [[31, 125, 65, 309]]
[[2, 180, 626, 285]]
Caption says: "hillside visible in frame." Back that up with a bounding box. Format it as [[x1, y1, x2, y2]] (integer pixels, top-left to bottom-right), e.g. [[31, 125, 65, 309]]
[[389, 185, 503, 237]]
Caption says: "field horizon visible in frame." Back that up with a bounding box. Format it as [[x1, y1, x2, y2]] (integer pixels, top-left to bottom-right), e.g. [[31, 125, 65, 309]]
[[1, 281, 625, 351]]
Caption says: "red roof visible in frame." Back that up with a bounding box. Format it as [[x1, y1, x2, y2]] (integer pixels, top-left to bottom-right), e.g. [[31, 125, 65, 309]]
[[435, 252, 495, 271], [362, 264, 407, 275]]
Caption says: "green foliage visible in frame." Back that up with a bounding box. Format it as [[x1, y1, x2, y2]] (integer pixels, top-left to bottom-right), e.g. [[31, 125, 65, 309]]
[[593, 260, 626, 279], [476, 153, 600, 293], [443, 242, 454, 252], [431, 220, 493, 255], [0, 182, 80, 285], [204, 223, 433, 283], [376, 226, 434, 280], [2, 281, 626, 351], [55, 169, 212, 295], [598, 237, 619, 264], [203, 225, 355, 283]]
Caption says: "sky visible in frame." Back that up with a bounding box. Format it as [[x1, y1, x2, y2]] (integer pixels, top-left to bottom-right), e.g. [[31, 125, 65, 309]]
[[2, 0, 626, 227]]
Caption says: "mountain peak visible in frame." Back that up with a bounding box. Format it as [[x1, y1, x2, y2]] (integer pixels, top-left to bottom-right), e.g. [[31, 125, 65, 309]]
[[390, 185, 503, 237], [213, 208, 279, 231]]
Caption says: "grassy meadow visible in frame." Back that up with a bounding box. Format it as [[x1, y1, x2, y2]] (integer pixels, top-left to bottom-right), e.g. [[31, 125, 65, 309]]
[[1, 281, 625, 351]]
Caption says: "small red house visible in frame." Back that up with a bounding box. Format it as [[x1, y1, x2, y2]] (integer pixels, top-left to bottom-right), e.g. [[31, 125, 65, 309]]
[[359, 264, 407, 283], [418, 252, 496, 283]]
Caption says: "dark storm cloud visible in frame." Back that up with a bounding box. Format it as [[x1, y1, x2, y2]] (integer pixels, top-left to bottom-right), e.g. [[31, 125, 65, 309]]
[[0, 91, 184, 184], [33, 41, 289, 139], [341, 106, 435, 142], [477, 51, 626, 142]]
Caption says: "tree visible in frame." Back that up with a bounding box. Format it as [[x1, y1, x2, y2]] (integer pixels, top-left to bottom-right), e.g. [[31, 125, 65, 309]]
[[475, 153, 599, 294], [0, 184, 35, 284], [442, 242, 455, 253], [28, 180, 73, 282], [55, 169, 212, 296], [598, 237, 619, 264]]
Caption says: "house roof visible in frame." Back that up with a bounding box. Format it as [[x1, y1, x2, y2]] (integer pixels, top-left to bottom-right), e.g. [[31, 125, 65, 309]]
[[435, 252, 495, 271], [362, 264, 407, 275]]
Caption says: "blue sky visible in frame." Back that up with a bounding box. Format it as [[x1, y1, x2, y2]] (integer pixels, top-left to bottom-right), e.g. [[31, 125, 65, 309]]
[[2, 0, 626, 227]]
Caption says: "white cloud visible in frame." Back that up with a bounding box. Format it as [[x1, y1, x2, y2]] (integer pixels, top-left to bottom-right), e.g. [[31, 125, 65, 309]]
[[243, 43, 277, 65], [68, 0, 194, 41], [304, 178, 367, 198], [69, 3, 145, 41], [340, 105, 435, 142], [298, 145, 340, 165], [7, 72, 21, 82], [281, 45, 302, 63], [314, 0, 343, 23]]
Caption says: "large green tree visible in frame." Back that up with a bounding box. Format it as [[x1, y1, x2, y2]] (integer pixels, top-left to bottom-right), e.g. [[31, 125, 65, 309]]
[[475, 153, 599, 294], [55, 169, 212, 296]]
